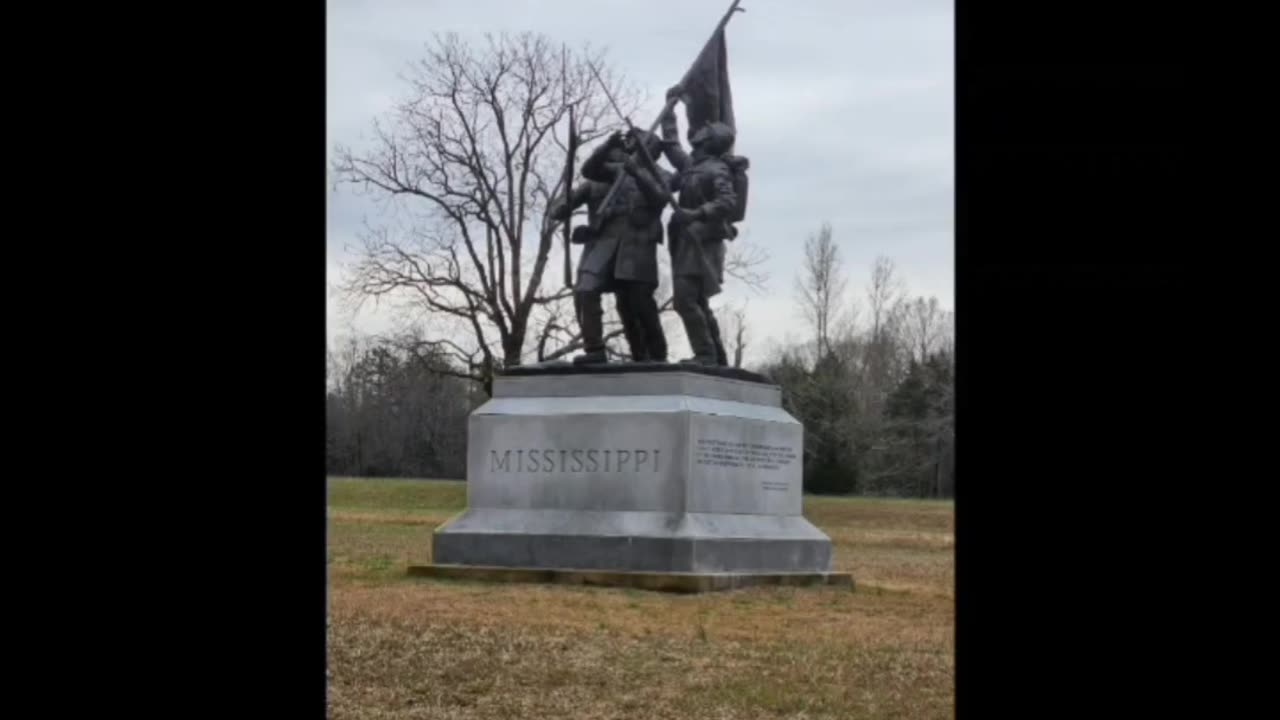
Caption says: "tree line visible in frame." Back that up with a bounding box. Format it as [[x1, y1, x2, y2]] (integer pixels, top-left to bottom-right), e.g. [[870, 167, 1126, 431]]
[[326, 334, 475, 479], [760, 224, 953, 498]]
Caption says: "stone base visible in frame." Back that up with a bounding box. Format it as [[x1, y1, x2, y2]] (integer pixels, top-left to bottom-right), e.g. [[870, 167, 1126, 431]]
[[409, 563, 853, 594], [435, 365, 836, 577], [433, 509, 832, 573]]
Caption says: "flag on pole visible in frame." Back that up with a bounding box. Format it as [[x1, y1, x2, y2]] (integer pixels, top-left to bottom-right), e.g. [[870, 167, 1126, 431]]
[[678, 25, 735, 142]]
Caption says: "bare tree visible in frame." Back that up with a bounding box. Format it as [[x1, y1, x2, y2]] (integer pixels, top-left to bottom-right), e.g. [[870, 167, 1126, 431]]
[[718, 302, 750, 368], [794, 222, 848, 358], [838, 295, 863, 343], [724, 240, 770, 294], [856, 256, 908, 405], [325, 331, 472, 478], [937, 309, 955, 358], [332, 33, 642, 389], [903, 296, 945, 363], [866, 256, 906, 343]]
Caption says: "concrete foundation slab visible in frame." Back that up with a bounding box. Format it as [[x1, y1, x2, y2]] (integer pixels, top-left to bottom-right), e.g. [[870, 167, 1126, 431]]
[[409, 563, 854, 594]]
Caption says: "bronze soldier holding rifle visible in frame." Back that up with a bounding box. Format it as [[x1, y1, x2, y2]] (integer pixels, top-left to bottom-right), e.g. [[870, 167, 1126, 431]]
[[549, 131, 670, 364]]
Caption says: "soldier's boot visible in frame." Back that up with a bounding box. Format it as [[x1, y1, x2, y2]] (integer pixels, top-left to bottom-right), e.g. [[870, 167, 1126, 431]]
[[574, 291, 608, 365], [615, 285, 650, 362], [701, 296, 729, 366], [641, 297, 668, 363], [622, 321, 649, 362], [624, 282, 667, 363], [675, 307, 718, 366], [647, 331, 668, 364], [574, 349, 608, 364], [674, 277, 717, 366], [627, 339, 651, 363]]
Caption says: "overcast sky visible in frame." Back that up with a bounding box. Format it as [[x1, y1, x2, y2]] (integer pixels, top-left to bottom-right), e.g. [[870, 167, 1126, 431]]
[[327, 0, 953, 364]]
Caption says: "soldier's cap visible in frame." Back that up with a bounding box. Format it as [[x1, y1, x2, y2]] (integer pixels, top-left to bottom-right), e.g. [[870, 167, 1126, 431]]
[[689, 122, 735, 155]]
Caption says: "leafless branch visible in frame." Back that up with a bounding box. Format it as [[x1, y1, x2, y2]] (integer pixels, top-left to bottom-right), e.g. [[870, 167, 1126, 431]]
[[725, 240, 770, 293]]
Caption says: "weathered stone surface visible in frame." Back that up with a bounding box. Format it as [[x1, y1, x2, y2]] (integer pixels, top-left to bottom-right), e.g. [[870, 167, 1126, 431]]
[[492, 369, 781, 405], [431, 366, 837, 575]]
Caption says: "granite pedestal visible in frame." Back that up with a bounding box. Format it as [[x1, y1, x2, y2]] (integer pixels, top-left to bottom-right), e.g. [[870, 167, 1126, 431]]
[[423, 363, 847, 589]]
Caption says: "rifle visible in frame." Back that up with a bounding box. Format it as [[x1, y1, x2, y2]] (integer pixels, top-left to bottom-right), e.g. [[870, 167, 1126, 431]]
[[541, 46, 588, 291], [561, 49, 577, 290]]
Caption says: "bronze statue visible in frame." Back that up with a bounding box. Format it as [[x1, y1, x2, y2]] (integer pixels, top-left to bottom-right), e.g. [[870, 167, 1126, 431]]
[[562, 0, 748, 368], [550, 131, 670, 364], [658, 84, 740, 366]]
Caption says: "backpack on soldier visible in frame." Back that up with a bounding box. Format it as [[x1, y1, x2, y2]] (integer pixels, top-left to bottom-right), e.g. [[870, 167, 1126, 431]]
[[718, 155, 749, 239], [725, 155, 749, 223]]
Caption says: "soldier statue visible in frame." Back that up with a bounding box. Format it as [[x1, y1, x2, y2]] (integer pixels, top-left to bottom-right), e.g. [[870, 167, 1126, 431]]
[[658, 83, 741, 366], [550, 130, 670, 364]]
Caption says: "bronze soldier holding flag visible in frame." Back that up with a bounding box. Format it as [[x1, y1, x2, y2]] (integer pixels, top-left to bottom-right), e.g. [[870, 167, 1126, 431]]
[[658, 84, 739, 366]]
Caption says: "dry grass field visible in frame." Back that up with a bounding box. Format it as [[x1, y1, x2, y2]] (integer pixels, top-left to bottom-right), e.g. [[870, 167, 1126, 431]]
[[327, 477, 954, 719]]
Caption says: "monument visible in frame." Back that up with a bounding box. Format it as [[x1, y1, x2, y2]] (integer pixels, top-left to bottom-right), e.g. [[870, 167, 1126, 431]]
[[421, 362, 846, 591], [411, 1, 849, 592]]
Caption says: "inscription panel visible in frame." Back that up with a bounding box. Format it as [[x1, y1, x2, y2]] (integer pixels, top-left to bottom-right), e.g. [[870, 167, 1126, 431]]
[[686, 413, 803, 516], [695, 439, 797, 475]]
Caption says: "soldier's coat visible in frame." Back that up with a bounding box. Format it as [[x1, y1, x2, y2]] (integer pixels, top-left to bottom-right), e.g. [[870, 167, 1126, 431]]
[[658, 114, 738, 298], [559, 141, 671, 294]]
